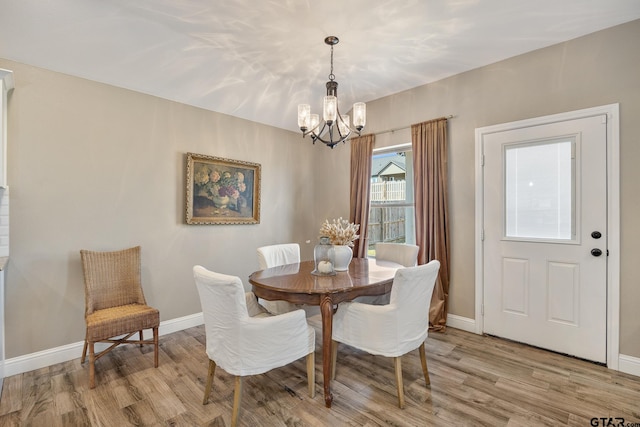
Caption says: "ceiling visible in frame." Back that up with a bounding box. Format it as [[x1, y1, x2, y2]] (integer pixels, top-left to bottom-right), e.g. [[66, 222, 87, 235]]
[[2, 0, 640, 133]]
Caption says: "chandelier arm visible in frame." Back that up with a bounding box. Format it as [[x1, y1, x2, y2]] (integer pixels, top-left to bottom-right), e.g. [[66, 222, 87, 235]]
[[303, 111, 361, 145], [314, 135, 347, 148], [311, 129, 349, 148], [311, 110, 360, 147], [302, 123, 323, 139], [334, 109, 358, 137], [334, 109, 352, 141]]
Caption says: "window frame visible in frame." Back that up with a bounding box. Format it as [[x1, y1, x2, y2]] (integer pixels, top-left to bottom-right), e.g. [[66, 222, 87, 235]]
[[368, 143, 415, 254]]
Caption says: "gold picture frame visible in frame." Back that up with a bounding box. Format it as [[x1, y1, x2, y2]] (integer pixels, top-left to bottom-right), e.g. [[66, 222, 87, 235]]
[[186, 152, 261, 225]]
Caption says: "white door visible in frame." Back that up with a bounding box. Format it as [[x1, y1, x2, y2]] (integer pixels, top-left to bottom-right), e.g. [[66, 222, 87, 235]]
[[482, 114, 607, 363]]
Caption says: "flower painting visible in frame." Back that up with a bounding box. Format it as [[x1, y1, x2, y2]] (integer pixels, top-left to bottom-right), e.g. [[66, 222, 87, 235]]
[[186, 153, 261, 224]]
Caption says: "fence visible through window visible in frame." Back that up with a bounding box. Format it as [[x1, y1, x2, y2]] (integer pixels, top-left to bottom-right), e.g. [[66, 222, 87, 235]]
[[368, 206, 407, 246], [368, 179, 410, 251], [370, 180, 406, 202]]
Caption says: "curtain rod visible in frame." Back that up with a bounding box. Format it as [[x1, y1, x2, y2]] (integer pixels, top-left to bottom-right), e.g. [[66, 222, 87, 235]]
[[372, 115, 454, 136]]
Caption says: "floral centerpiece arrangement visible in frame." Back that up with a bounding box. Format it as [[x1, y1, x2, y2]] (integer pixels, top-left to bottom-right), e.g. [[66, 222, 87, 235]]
[[319, 217, 360, 247], [193, 163, 247, 209]]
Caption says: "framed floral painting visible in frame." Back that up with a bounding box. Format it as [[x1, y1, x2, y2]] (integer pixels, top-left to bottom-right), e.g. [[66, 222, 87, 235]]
[[186, 153, 261, 225]]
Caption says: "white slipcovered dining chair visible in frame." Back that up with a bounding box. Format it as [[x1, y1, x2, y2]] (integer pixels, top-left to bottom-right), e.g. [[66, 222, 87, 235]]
[[357, 242, 420, 305], [256, 243, 300, 314], [193, 265, 315, 427], [375, 242, 419, 267], [331, 260, 440, 408]]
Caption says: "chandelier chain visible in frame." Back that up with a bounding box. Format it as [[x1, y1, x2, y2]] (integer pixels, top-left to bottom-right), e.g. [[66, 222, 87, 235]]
[[329, 45, 335, 81]]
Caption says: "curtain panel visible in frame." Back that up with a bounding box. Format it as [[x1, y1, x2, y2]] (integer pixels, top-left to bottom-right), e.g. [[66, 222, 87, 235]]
[[412, 118, 450, 332], [349, 134, 375, 259]]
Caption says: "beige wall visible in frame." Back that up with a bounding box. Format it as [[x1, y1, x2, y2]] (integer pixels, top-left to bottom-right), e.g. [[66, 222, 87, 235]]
[[329, 20, 640, 357], [2, 18, 640, 361], [0, 59, 352, 358]]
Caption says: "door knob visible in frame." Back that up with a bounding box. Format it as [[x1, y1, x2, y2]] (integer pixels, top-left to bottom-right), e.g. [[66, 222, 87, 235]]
[[591, 231, 602, 239], [591, 248, 602, 257]]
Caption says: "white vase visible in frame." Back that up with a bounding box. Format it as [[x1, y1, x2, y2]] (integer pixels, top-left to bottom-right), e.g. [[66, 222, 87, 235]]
[[333, 245, 353, 271]]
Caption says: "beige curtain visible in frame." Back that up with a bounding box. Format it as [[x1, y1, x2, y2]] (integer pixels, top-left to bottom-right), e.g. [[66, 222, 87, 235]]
[[349, 134, 375, 259], [412, 118, 450, 332]]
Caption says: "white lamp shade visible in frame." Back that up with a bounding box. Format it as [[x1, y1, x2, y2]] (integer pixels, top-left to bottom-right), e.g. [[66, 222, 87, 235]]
[[310, 114, 320, 135], [353, 102, 366, 129], [298, 104, 311, 129], [338, 114, 350, 137], [323, 96, 337, 123]]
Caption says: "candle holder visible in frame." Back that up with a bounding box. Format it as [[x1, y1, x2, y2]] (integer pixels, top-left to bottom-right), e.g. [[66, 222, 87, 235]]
[[312, 236, 336, 276]]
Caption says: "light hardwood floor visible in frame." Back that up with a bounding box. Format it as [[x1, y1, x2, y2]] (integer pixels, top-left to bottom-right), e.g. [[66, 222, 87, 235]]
[[1, 319, 639, 426]]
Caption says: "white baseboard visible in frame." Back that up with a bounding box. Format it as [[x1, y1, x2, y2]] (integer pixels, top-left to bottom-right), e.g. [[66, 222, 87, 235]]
[[618, 354, 640, 377], [3, 312, 204, 378], [446, 313, 476, 333], [6, 311, 638, 379], [157, 312, 203, 336]]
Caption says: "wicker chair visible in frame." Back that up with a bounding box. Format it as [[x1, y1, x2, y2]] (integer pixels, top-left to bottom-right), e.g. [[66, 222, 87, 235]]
[[80, 246, 160, 388]]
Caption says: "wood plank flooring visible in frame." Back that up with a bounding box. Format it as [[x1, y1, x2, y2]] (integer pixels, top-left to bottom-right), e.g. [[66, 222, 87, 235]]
[[1, 318, 639, 426]]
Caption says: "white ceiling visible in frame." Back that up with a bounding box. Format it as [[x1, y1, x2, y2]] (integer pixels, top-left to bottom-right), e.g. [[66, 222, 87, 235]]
[[2, 0, 640, 133]]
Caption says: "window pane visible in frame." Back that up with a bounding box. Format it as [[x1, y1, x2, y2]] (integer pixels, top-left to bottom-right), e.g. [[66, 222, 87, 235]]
[[505, 139, 574, 240], [368, 148, 415, 256], [368, 206, 415, 248]]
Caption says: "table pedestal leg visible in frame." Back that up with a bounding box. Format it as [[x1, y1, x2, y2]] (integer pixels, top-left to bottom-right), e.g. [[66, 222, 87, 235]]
[[320, 294, 334, 408]]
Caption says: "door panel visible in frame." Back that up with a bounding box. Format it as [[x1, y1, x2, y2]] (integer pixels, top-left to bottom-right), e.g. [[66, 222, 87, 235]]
[[483, 114, 607, 363], [547, 261, 579, 325], [502, 258, 528, 315]]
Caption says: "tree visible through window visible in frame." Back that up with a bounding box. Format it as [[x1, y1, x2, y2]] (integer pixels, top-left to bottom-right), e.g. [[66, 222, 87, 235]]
[[368, 145, 415, 257]]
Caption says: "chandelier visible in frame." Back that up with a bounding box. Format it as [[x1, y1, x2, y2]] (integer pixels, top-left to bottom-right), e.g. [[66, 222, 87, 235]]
[[297, 36, 366, 148]]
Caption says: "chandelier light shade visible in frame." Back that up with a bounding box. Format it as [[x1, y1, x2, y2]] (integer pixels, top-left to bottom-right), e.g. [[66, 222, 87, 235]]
[[298, 36, 366, 148]]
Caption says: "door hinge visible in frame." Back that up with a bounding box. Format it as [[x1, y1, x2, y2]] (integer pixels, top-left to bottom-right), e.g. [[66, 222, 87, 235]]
[[481, 229, 485, 241], [481, 154, 485, 167], [607, 249, 609, 256]]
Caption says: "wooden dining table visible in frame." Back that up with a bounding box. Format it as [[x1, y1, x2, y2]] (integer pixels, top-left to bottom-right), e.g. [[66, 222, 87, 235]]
[[248, 257, 400, 408]]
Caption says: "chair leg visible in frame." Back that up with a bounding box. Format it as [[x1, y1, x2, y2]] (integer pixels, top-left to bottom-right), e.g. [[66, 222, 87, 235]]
[[81, 336, 88, 364], [393, 356, 405, 409], [89, 341, 96, 389], [139, 330, 144, 347], [231, 376, 243, 427], [306, 351, 315, 398], [153, 326, 159, 368], [203, 359, 216, 405], [331, 340, 338, 380], [419, 342, 431, 385]]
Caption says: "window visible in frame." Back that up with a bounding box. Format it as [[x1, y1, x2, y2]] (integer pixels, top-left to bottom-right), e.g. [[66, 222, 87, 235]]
[[504, 138, 575, 241], [368, 144, 415, 256]]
